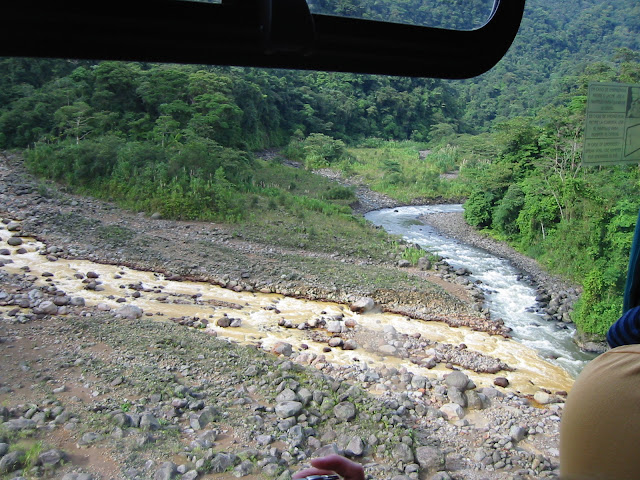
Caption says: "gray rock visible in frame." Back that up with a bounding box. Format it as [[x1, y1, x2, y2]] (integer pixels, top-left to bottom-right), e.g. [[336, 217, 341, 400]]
[[397, 259, 411, 268], [534, 391, 554, 405], [297, 387, 313, 405], [379, 344, 397, 355], [350, 297, 375, 313], [333, 402, 356, 421], [210, 453, 237, 473], [78, 432, 102, 445], [36, 300, 58, 315], [439, 403, 465, 421], [429, 473, 452, 480], [465, 390, 485, 410], [7, 237, 22, 246], [276, 388, 298, 403], [37, 448, 65, 467], [4, 418, 36, 431], [447, 387, 467, 408], [288, 425, 306, 447], [510, 425, 527, 443], [277, 469, 292, 480], [418, 256, 431, 270], [194, 429, 217, 448], [262, 463, 280, 477], [53, 295, 70, 306], [0, 443, 8, 456], [392, 442, 415, 463], [140, 413, 160, 431], [256, 434, 273, 446], [415, 446, 445, 473], [217, 317, 231, 327], [70, 297, 86, 307], [275, 401, 303, 418], [0, 450, 23, 473], [189, 406, 218, 430], [116, 304, 143, 319], [234, 459, 254, 477], [312, 443, 343, 457], [383, 325, 397, 336], [154, 462, 176, 480], [326, 321, 344, 333], [182, 471, 199, 480], [444, 371, 471, 391], [271, 342, 293, 357], [410, 375, 428, 389], [343, 339, 358, 350], [345, 436, 365, 457]]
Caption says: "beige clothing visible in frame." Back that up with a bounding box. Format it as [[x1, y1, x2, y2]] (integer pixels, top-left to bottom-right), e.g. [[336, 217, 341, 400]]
[[560, 344, 640, 479]]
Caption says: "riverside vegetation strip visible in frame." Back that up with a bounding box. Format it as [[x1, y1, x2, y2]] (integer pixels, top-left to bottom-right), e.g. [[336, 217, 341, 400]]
[[0, 154, 573, 479]]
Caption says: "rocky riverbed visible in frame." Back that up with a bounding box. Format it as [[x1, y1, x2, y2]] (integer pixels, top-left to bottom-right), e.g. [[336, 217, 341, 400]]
[[0, 154, 572, 479]]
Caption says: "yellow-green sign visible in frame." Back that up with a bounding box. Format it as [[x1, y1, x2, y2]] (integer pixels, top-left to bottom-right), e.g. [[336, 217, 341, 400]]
[[583, 82, 640, 166]]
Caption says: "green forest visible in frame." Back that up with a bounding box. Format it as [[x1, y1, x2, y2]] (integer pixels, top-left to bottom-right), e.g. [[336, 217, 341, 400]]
[[1, 0, 639, 338]]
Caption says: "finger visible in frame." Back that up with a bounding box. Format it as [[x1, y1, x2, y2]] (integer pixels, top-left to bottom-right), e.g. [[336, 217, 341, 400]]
[[310, 455, 364, 480], [292, 467, 335, 479]]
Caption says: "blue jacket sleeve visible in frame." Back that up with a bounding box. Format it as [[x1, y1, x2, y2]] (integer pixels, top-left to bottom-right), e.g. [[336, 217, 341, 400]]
[[607, 306, 640, 348]]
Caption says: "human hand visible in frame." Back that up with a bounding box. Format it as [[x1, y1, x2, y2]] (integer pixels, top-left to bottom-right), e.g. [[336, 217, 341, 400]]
[[292, 454, 365, 480]]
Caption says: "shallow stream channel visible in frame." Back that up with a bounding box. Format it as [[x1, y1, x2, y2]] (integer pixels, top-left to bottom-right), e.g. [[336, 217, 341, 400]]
[[366, 205, 596, 379], [0, 214, 578, 396]]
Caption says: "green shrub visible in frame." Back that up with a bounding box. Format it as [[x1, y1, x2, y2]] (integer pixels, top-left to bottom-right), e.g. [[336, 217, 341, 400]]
[[463, 190, 495, 228]]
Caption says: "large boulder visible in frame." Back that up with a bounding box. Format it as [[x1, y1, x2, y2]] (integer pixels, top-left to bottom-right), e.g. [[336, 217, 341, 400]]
[[271, 342, 293, 357], [444, 371, 472, 391], [0, 450, 24, 474], [116, 305, 143, 319], [333, 401, 356, 421], [350, 297, 375, 313], [415, 446, 445, 473], [275, 401, 303, 418], [440, 403, 465, 421]]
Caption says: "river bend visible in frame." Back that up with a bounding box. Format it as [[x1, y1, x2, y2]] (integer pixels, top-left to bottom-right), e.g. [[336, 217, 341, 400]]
[[365, 205, 595, 378]]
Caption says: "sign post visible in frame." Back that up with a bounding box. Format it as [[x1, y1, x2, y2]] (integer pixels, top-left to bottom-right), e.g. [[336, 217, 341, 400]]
[[583, 82, 640, 166]]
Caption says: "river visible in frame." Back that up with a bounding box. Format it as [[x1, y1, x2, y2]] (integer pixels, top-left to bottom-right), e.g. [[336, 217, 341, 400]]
[[1, 214, 576, 394], [365, 204, 596, 378]]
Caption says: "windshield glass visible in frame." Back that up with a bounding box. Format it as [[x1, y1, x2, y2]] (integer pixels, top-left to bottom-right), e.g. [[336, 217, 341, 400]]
[[308, 0, 496, 30]]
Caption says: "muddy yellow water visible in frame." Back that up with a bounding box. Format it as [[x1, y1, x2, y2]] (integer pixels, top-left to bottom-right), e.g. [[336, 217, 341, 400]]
[[0, 225, 573, 395]]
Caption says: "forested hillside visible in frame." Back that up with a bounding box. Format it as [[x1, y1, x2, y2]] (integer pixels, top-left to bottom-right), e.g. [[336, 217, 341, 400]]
[[0, 0, 639, 338]]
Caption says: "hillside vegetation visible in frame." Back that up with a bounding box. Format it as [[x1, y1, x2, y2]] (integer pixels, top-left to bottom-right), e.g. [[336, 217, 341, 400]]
[[0, 0, 639, 337]]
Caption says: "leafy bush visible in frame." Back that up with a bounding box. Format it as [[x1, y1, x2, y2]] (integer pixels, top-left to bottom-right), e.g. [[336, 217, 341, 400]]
[[572, 269, 622, 335], [463, 190, 496, 228], [285, 133, 347, 169], [493, 184, 525, 236], [322, 186, 356, 201]]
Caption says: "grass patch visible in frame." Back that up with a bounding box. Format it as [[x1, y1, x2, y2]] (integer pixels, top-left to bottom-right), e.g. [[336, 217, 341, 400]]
[[96, 224, 136, 247], [338, 141, 470, 202]]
